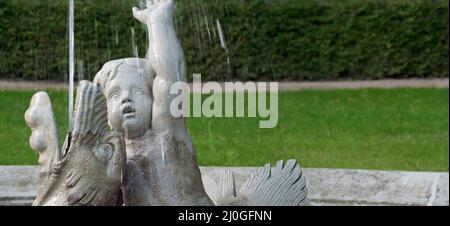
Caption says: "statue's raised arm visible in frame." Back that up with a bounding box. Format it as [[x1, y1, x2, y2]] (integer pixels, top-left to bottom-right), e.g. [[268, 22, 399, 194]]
[[133, 0, 186, 132]]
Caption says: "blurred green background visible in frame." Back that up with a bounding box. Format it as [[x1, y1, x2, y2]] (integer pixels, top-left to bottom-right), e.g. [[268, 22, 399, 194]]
[[0, 0, 448, 81]]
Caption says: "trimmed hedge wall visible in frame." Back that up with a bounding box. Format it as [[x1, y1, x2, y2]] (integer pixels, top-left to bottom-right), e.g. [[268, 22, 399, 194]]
[[0, 0, 448, 81]]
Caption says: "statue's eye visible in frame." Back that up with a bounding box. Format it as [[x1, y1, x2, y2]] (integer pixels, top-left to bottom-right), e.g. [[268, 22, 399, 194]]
[[134, 88, 144, 96], [110, 91, 120, 99]]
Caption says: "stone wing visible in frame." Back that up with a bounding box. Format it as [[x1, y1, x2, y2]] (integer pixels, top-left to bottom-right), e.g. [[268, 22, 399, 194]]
[[214, 159, 309, 206], [64, 81, 125, 206], [240, 159, 309, 206]]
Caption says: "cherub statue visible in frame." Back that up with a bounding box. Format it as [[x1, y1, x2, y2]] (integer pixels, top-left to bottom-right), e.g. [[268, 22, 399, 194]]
[[25, 0, 309, 206], [94, 0, 213, 206], [92, 0, 308, 206]]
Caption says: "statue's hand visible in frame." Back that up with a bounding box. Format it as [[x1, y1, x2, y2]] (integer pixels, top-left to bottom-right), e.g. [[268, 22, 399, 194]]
[[132, 0, 175, 25]]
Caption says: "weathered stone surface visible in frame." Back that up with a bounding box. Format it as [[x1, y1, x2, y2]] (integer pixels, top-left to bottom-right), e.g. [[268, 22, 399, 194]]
[[302, 168, 448, 206], [1, 166, 447, 206], [0, 166, 39, 206], [433, 173, 449, 206], [202, 167, 449, 206], [24, 82, 126, 206]]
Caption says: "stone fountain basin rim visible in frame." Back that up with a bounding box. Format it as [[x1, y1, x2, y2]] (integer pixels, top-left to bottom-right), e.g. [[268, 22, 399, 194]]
[[0, 166, 448, 206]]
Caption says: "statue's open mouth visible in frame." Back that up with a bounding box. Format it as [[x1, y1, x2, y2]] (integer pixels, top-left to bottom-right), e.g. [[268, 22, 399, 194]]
[[122, 106, 136, 117]]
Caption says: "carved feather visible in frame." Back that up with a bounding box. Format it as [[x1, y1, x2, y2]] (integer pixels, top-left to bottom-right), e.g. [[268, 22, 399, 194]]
[[215, 159, 309, 206], [72, 81, 108, 138], [240, 159, 308, 206]]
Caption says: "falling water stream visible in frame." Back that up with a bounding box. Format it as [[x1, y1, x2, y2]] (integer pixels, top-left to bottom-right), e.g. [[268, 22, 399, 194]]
[[215, 19, 232, 80], [68, 0, 74, 133]]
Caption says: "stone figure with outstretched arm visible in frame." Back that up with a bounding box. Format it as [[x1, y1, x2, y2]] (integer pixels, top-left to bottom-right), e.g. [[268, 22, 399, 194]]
[[94, 0, 213, 205], [25, 0, 308, 206]]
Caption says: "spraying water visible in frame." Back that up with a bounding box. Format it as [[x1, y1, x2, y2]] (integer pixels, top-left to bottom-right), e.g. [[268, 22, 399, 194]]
[[216, 19, 232, 80], [131, 27, 139, 58], [216, 19, 227, 52]]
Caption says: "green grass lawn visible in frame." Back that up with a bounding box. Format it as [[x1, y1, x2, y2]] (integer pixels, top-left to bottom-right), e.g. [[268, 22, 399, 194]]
[[0, 88, 448, 171]]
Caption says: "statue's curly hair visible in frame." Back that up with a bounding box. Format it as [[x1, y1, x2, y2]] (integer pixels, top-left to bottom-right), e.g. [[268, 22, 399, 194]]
[[93, 58, 155, 92]]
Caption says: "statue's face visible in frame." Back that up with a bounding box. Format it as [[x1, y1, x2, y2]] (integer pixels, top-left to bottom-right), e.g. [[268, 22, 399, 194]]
[[104, 70, 152, 139]]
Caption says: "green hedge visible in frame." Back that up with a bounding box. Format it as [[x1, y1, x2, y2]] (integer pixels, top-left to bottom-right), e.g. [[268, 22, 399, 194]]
[[0, 0, 448, 81]]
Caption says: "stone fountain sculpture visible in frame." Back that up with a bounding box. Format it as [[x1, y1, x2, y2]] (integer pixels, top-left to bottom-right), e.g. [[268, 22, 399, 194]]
[[25, 82, 125, 206], [24, 0, 308, 206]]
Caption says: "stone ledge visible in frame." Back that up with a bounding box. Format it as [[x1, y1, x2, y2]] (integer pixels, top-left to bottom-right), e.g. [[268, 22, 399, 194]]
[[0, 166, 448, 206]]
